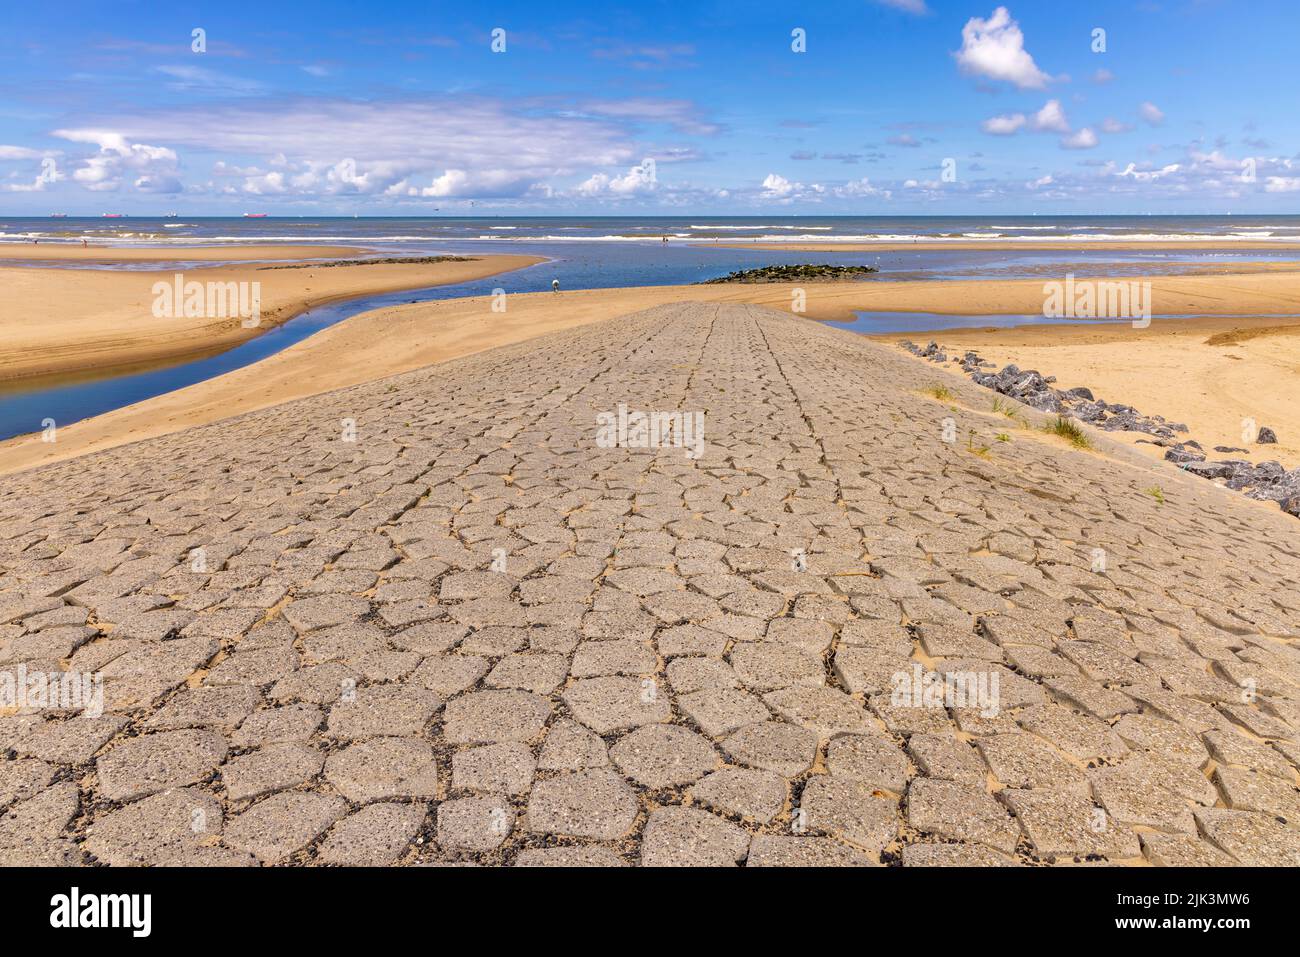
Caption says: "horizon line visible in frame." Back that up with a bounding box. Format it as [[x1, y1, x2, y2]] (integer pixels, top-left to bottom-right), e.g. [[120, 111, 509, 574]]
[[6, 212, 1300, 219]]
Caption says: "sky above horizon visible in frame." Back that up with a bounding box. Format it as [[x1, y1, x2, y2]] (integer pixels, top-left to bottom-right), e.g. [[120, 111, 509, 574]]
[[2, 0, 1297, 215]]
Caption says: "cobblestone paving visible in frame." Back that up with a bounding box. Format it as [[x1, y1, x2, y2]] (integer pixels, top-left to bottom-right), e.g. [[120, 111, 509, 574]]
[[2, 302, 1298, 866]]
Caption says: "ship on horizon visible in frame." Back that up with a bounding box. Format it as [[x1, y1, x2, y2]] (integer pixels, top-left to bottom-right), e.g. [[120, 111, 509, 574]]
[[243, 212, 268, 218]]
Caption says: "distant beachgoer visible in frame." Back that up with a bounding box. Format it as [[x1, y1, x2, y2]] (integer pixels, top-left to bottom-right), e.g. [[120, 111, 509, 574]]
[[81, 238, 87, 248], [552, 279, 560, 293], [662, 235, 668, 243]]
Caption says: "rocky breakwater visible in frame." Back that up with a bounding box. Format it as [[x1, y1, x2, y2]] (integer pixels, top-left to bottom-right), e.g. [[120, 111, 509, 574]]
[[261, 255, 476, 270], [697, 264, 878, 284], [900, 338, 1300, 520], [1162, 446, 1300, 515]]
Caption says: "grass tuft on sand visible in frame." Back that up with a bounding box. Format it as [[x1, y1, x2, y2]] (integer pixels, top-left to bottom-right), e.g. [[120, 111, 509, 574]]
[[925, 384, 956, 402], [992, 396, 1029, 427], [1042, 415, 1092, 450], [966, 431, 992, 458]]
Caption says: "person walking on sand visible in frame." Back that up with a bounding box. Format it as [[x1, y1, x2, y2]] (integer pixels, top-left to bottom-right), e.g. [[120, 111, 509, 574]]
[[552, 279, 560, 293]]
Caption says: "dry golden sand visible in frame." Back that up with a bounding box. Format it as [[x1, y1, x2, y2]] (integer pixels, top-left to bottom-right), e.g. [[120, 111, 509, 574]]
[[0, 243, 363, 262], [0, 252, 542, 381], [741, 270, 1300, 317], [884, 314, 1300, 471], [4, 259, 1300, 479]]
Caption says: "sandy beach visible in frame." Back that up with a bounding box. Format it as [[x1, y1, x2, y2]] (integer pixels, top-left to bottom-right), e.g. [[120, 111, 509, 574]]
[[799, 270, 1300, 316], [0, 243, 363, 262], [5, 265, 1300, 476], [0, 250, 542, 382], [885, 314, 1300, 469]]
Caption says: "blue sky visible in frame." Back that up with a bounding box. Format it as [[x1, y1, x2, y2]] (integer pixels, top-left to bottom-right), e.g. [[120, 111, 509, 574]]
[[1, 0, 1297, 214]]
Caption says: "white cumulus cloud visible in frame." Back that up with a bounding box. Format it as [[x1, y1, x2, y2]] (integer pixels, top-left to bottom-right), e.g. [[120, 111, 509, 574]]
[[761, 173, 798, 198], [981, 99, 1069, 136], [577, 159, 658, 197], [1060, 127, 1098, 149], [982, 113, 1027, 135], [1031, 99, 1069, 133], [55, 98, 650, 202], [52, 129, 181, 193], [1116, 162, 1180, 182], [955, 7, 1051, 89]]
